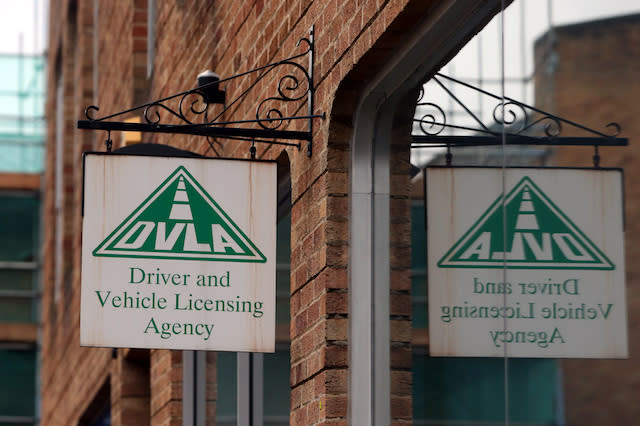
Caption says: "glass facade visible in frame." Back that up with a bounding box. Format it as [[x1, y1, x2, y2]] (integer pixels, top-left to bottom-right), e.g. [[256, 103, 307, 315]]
[[0, 190, 41, 425], [0, 348, 37, 421], [0, 54, 46, 174], [0, 192, 40, 324], [217, 213, 291, 424], [411, 179, 560, 425], [0, 50, 44, 426]]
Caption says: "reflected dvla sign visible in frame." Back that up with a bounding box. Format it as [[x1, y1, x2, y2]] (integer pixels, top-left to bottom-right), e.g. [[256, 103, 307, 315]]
[[427, 168, 628, 358], [81, 153, 276, 352]]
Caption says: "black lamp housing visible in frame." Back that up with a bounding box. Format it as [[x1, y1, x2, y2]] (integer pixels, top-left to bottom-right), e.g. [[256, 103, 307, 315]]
[[197, 70, 226, 105]]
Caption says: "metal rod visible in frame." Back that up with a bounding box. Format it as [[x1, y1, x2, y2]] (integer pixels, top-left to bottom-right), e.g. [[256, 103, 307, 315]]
[[435, 73, 619, 139], [164, 114, 324, 128], [413, 118, 499, 136], [477, 32, 483, 119], [411, 135, 627, 147], [499, 1, 510, 423], [307, 26, 315, 157], [86, 50, 311, 123], [520, 0, 527, 103], [0, 290, 40, 299], [78, 120, 311, 141], [434, 76, 491, 132], [217, 134, 301, 148], [412, 119, 627, 146], [0, 261, 39, 270]]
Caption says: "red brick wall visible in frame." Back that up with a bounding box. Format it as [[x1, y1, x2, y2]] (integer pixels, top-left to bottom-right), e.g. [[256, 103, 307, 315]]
[[535, 14, 640, 426], [42, 0, 476, 424]]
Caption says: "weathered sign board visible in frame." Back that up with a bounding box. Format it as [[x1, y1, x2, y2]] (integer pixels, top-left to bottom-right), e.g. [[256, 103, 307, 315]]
[[81, 153, 276, 352], [427, 167, 627, 358]]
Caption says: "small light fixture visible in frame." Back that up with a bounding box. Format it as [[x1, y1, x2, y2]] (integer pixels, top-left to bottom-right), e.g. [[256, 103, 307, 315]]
[[197, 70, 226, 105]]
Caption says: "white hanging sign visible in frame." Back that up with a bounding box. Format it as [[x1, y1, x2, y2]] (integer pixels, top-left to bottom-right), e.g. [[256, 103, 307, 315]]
[[427, 167, 627, 358], [81, 153, 276, 352]]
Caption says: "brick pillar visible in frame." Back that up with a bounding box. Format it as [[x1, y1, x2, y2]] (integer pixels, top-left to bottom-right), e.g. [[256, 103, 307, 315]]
[[150, 350, 183, 426], [289, 125, 350, 424], [111, 352, 151, 426]]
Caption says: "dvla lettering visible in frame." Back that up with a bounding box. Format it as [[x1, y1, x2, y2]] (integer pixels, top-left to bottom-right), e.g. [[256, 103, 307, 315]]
[[114, 221, 242, 253], [93, 166, 267, 262], [461, 232, 594, 261]]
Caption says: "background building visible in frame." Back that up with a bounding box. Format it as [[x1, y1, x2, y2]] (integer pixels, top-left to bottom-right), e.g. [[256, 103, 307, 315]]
[[535, 14, 640, 425], [0, 52, 45, 425]]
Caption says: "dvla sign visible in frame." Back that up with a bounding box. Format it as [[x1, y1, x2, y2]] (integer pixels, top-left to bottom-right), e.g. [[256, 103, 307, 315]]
[[81, 153, 276, 352], [93, 166, 266, 262], [438, 177, 614, 270], [427, 168, 627, 358]]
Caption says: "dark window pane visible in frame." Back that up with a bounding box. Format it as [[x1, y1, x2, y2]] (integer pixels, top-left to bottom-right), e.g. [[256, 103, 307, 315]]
[[275, 213, 291, 325], [412, 198, 559, 424], [216, 352, 237, 425], [0, 269, 36, 292], [0, 298, 36, 322], [0, 195, 39, 262], [413, 355, 558, 424], [89, 405, 111, 426], [263, 349, 290, 424], [411, 201, 428, 329], [0, 348, 36, 417]]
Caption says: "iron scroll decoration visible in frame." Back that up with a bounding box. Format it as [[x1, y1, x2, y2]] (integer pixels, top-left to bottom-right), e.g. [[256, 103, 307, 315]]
[[412, 73, 626, 167], [78, 28, 324, 158]]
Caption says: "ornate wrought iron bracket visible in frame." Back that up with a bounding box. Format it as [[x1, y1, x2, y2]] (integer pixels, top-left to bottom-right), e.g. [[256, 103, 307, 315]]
[[412, 73, 627, 167], [78, 27, 324, 157]]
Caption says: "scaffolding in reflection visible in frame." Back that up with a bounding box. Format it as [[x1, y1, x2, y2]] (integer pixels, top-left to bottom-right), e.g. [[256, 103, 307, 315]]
[[0, 50, 46, 173]]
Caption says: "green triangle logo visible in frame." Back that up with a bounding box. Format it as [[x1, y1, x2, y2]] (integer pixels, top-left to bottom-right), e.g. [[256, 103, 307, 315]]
[[438, 176, 614, 270], [93, 166, 266, 263]]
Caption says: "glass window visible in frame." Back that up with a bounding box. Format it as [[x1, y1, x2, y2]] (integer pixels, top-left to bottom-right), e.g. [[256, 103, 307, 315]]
[[0, 269, 36, 292], [0, 299, 37, 323], [263, 348, 290, 426], [0, 55, 45, 174], [216, 352, 237, 425], [411, 191, 560, 425], [0, 194, 39, 262], [216, 210, 291, 425], [0, 347, 36, 421], [89, 406, 111, 426], [0, 192, 39, 324], [275, 213, 291, 325], [413, 353, 558, 424], [411, 200, 427, 329]]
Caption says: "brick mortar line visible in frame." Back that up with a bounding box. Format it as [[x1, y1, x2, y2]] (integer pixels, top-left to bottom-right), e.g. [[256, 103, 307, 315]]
[[289, 262, 328, 298], [290, 162, 329, 206], [291, 311, 347, 361], [291, 336, 348, 369], [293, 284, 348, 311], [291, 364, 349, 391], [291, 305, 347, 338]]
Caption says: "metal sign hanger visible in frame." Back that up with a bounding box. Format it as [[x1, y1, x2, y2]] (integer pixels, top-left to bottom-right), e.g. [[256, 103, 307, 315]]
[[412, 72, 626, 168], [78, 28, 324, 158]]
